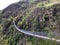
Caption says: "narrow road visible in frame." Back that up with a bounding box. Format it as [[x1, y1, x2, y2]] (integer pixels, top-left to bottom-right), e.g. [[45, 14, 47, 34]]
[[13, 2, 60, 43], [13, 20, 60, 43]]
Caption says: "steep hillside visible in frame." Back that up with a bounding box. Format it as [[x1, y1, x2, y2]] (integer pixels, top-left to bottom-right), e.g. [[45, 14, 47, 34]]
[[0, 0, 60, 45]]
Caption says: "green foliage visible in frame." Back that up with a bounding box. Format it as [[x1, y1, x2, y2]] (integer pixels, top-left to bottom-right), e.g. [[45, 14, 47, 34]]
[[0, 0, 60, 45]]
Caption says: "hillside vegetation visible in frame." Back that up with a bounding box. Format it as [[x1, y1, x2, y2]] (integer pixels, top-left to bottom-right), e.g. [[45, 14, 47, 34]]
[[0, 0, 60, 45]]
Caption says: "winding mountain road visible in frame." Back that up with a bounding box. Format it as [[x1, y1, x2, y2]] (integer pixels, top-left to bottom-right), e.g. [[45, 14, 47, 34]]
[[12, 1, 60, 43], [13, 19, 60, 43]]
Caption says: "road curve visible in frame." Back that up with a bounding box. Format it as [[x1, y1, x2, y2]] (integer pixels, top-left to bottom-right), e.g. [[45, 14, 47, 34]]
[[13, 19, 60, 43], [10, 2, 60, 44]]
